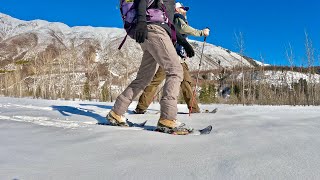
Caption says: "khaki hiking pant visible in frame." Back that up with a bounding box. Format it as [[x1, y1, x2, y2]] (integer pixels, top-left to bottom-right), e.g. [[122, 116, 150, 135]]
[[112, 24, 183, 120], [136, 62, 200, 113]]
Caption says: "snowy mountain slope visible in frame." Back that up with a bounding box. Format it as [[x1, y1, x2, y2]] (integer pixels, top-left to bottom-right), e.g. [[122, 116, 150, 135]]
[[0, 12, 267, 98], [1, 97, 320, 179], [188, 40, 253, 70], [2, 13, 319, 100], [261, 70, 320, 85], [0, 12, 256, 73]]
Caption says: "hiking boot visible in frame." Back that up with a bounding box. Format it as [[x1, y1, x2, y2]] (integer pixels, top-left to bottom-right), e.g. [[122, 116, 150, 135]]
[[106, 110, 129, 127], [133, 108, 146, 114], [156, 118, 193, 135]]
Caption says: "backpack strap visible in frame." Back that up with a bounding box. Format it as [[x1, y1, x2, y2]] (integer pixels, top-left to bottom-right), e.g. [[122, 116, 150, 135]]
[[160, 4, 176, 43], [147, 0, 155, 8]]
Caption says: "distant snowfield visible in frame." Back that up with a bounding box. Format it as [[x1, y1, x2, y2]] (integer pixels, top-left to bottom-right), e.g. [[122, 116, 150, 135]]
[[1, 97, 320, 179]]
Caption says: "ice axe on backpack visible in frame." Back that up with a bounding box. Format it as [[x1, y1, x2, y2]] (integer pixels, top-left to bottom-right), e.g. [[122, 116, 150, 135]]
[[189, 27, 210, 116]]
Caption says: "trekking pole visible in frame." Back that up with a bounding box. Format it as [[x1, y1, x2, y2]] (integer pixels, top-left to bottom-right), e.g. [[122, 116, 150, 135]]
[[189, 35, 207, 116]]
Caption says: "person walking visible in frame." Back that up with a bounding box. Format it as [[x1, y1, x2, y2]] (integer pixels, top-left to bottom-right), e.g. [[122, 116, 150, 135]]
[[107, 0, 195, 135], [134, 2, 210, 114]]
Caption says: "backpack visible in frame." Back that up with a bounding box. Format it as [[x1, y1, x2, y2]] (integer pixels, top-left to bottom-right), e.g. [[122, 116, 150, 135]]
[[118, 0, 172, 49]]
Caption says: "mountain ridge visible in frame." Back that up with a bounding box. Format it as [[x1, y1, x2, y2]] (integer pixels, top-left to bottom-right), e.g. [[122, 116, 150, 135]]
[[0, 12, 256, 74]]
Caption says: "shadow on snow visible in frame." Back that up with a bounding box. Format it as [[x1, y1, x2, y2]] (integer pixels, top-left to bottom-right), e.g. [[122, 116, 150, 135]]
[[51, 105, 157, 131]]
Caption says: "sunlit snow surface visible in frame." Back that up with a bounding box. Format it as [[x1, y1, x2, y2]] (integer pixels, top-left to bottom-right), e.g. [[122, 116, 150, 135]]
[[0, 97, 320, 179]]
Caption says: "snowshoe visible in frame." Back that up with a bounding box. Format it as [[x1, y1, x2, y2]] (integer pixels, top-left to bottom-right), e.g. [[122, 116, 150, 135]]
[[106, 110, 129, 127], [155, 119, 193, 135]]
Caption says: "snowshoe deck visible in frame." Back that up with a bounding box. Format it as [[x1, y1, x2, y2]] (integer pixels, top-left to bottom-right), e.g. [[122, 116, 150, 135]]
[[128, 110, 160, 115], [191, 125, 212, 135], [155, 125, 212, 135], [97, 120, 147, 128], [126, 120, 147, 127], [178, 108, 218, 114]]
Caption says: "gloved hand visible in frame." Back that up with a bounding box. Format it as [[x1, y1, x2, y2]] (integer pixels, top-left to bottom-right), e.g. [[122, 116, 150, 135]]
[[135, 21, 148, 43], [203, 28, 210, 36], [176, 32, 195, 58], [182, 42, 194, 58]]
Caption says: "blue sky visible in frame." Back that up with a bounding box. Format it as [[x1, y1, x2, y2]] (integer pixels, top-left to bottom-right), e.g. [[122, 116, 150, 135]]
[[1, 0, 319, 66]]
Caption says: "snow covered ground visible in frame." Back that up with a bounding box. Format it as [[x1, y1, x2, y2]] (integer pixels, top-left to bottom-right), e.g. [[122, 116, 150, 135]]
[[1, 97, 320, 180]]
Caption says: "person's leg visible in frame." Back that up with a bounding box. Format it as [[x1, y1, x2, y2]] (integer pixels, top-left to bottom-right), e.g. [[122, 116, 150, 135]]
[[136, 66, 166, 112], [180, 62, 200, 113], [111, 50, 158, 117], [141, 24, 183, 120]]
